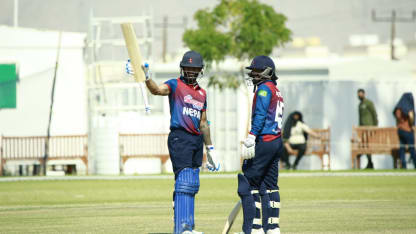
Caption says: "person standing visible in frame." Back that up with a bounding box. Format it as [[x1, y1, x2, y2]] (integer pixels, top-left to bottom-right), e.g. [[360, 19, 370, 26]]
[[239, 55, 284, 234], [394, 93, 415, 169], [127, 51, 220, 234], [357, 89, 378, 169]]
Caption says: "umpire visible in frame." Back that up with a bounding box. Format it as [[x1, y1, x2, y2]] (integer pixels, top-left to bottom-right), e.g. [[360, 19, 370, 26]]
[[357, 89, 378, 169]]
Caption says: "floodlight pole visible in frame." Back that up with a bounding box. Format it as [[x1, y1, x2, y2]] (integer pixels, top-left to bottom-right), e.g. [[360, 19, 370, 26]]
[[43, 31, 62, 176], [372, 9, 416, 60], [13, 0, 18, 28]]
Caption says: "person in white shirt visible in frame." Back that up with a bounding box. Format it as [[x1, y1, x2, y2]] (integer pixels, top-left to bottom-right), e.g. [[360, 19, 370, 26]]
[[282, 111, 321, 170]]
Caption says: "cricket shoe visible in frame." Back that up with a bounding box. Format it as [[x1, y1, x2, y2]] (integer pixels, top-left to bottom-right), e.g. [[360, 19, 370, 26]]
[[252, 228, 265, 234], [234, 229, 265, 234], [266, 228, 281, 234], [182, 230, 204, 234]]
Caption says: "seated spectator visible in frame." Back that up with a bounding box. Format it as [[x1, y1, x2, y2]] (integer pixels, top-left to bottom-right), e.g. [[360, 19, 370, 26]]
[[282, 111, 321, 170]]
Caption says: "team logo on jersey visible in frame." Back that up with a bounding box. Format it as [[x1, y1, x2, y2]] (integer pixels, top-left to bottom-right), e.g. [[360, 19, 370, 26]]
[[183, 107, 201, 120], [258, 90, 268, 97], [184, 95, 204, 110]]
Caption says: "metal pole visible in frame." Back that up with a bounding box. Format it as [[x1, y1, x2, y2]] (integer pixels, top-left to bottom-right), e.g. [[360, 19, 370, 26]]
[[162, 16, 168, 63], [390, 10, 396, 60], [372, 9, 415, 60], [13, 0, 18, 28], [44, 31, 62, 175]]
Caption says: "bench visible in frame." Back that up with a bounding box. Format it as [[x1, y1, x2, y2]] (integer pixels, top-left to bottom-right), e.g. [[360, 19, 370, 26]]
[[288, 128, 331, 170], [351, 126, 416, 169], [0, 135, 88, 175], [119, 133, 212, 173], [119, 133, 170, 169]]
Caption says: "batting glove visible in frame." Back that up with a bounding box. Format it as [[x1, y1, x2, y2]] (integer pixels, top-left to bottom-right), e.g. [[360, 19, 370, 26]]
[[141, 62, 150, 80], [125, 59, 135, 75], [243, 134, 256, 148], [125, 59, 151, 80], [242, 144, 255, 159], [206, 145, 220, 172]]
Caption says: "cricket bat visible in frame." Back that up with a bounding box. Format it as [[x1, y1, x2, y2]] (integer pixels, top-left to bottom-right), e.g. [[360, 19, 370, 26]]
[[222, 200, 242, 234], [120, 23, 151, 113]]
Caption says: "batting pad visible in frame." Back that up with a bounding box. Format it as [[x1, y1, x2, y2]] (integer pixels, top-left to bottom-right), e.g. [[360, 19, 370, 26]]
[[174, 168, 200, 234]]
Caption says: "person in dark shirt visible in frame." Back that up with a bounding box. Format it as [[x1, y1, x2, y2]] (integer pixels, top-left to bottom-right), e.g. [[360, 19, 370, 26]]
[[357, 89, 378, 169], [394, 93, 415, 169]]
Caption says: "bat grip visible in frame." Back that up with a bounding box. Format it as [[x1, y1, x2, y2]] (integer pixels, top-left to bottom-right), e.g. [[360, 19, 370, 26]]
[[139, 82, 151, 114]]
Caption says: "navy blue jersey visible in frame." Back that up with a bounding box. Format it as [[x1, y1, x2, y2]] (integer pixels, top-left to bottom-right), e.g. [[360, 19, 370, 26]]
[[164, 78, 207, 135], [250, 81, 284, 141]]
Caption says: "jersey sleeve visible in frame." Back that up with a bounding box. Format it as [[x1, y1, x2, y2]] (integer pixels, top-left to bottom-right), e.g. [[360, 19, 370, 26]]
[[250, 85, 272, 136], [164, 79, 178, 94]]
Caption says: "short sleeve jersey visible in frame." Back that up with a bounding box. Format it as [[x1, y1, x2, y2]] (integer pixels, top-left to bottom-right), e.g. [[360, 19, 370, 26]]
[[164, 78, 207, 135]]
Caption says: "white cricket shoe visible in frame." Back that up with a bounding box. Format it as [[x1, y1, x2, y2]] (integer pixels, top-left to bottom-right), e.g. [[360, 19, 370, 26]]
[[252, 228, 265, 234], [192, 230, 204, 234], [234, 229, 265, 234], [266, 228, 281, 234]]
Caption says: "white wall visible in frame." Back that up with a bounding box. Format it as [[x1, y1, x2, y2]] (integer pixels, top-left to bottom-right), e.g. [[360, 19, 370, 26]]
[[0, 26, 87, 136]]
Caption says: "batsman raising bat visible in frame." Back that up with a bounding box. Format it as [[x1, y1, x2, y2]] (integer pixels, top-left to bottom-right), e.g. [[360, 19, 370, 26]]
[[127, 51, 220, 234], [238, 55, 284, 234]]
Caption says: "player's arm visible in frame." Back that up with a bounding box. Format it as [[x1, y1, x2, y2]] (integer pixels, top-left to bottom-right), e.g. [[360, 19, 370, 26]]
[[200, 111, 213, 145], [145, 79, 170, 96], [249, 87, 271, 136], [126, 61, 170, 96], [201, 111, 220, 171], [242, 87, 271, 149], [141, 63, 170, 96]]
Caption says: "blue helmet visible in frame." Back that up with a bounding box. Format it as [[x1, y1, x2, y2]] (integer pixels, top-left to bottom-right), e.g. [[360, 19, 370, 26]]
[[179, 51, 204, 85], [246, 55, 278, 82], [180, 51, 204, 68]]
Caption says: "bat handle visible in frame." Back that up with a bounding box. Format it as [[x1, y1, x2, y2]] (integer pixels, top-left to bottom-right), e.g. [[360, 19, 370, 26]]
[[139, 82, 151, 114]]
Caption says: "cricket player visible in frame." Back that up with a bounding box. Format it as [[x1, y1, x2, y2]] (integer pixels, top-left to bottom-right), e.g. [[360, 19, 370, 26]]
[[239, 55, 284, 234], [127, 51, 220, 234]]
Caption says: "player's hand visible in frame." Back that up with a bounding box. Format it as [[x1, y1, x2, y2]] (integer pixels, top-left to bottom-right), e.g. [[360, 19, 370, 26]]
[[125, 59, 135, 75], [126, 59, 150, 81], [243, 134, 256, 148], [241, 144, 255, 159], [206, 145, 220, 172], [141, 62, 150, 80]]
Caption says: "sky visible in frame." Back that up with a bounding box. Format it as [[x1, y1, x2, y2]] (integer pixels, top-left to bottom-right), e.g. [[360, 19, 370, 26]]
[[0, 0, 415, 59]]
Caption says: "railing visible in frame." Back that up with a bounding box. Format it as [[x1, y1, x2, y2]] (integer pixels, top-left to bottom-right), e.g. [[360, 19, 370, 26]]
[[0, 135, 88, 175], [119, 133, 170, 164]]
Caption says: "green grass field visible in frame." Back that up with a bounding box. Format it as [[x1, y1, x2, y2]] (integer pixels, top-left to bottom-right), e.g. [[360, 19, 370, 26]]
[[1, 173, 416, 233]]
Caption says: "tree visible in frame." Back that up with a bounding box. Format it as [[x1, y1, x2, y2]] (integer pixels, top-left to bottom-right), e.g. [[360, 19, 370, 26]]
[[183, 0, 292, 89]]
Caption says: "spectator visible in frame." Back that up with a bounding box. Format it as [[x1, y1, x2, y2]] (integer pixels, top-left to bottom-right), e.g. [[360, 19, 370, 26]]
[[282, 111, 321, 170], [357, 89, 378, 169], [393, 93, 415, 169]]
